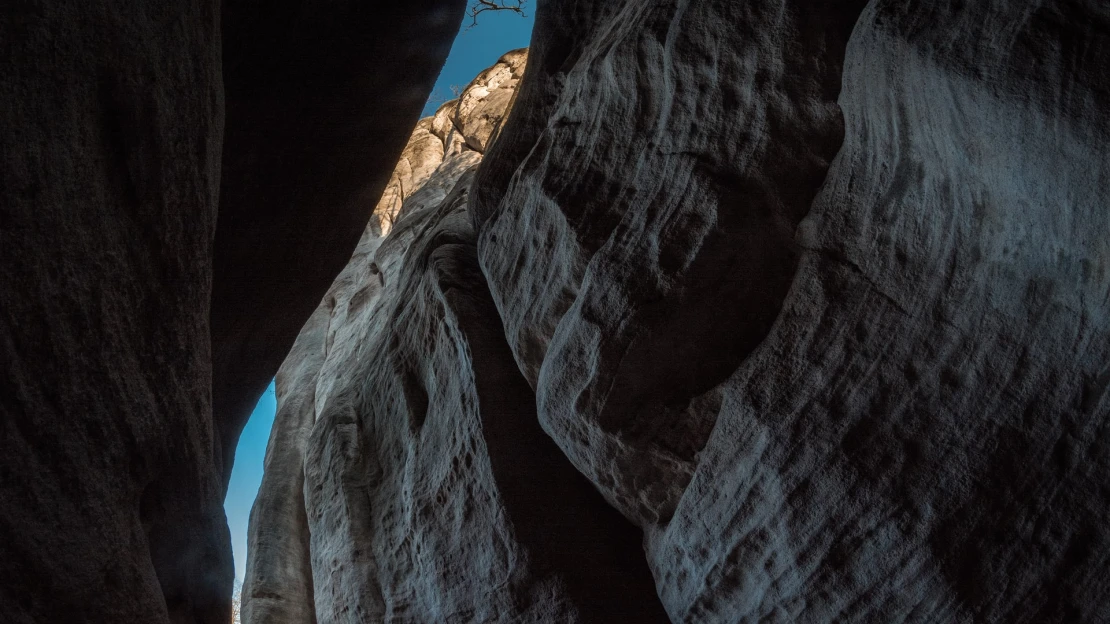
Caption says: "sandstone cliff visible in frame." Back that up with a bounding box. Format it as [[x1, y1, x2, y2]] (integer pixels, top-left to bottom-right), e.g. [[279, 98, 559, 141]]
[[249, 2, 1110, 623]]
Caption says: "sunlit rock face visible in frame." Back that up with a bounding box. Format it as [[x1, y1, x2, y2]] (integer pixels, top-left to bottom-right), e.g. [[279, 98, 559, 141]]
[[368, 49, 527, 237], [249, 1, 1109, 623]]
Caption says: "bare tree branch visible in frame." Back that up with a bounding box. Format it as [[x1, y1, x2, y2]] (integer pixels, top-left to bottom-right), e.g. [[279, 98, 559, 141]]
[[466, 0, 526, 28]]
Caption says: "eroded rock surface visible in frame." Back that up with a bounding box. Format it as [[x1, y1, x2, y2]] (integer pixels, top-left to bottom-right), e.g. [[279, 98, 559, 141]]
[[247, 50, 669, 624], [212, 0, 468, 495], [252, 2, 1108, 624], [475, 1, 1110, 622]]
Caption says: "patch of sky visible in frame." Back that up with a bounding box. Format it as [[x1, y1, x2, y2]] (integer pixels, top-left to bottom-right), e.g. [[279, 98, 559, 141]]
[[421, 5, 535, 117], [224, 380, 277, 583]]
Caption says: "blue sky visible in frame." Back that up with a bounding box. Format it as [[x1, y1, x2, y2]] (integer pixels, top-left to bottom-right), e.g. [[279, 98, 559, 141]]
[[224, 381, 276, 584], [224, 7, 535, 585], [421, 6, 535, 117]]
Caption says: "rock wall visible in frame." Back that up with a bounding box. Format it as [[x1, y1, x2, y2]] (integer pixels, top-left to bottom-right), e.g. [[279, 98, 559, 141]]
[[477, 0, 1110, 621], [245, 50, 669, 623], [0, 2, 224, 622], [212, 0, 467, 492], [250, 1, 1110, 623], [3, 0, 1107, 622], [0, 1, 465, 623]]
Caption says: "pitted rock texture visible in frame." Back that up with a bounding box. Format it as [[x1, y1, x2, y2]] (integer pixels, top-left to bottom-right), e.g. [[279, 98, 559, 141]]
[[64, 1, 1105, 621], [0, 1, 465, 623], [250, 1, 1110, 621], [246, 50, 670, 624], [473, 0, 1110, 622], [475, 0, 867, 532]]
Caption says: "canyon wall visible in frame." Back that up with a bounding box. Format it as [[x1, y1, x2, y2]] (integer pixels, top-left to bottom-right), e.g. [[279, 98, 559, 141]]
[[2, 0, 1107, 622], [249, 1, 1110, 623], [0, 1, 465, 623], [244, 50, 668, 623]]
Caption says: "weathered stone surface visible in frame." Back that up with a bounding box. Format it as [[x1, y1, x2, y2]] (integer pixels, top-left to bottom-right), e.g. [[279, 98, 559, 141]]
[[475, 0, 868, 533], [0, 1, 465, 623], [240, 304, 329, 624], [372, 49, 528, 236], [372, 118, 448, 235], [245, 49, 671, 623], [10, 0, 1108, 621], [252, 0, 1110, 619], [454, 48, 528, 153], [473, 1, 1110, 622]]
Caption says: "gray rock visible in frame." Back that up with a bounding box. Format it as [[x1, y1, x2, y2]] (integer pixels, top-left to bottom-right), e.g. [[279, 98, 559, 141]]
[[475, 0, 1110, 622], [251, 0, 1110, 618], [245, 49, 671, 623], [212, 0, 468, 501], [6, 0, 1110, 621], [477, 0, 867, 532], [0, 1, 465, 622]]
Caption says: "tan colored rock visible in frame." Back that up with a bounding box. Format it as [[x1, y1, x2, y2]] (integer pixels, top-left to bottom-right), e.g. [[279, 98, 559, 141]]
[[368, 49, 527, 238], [454, 49, 528, 152], [371, 118, 447, 235]]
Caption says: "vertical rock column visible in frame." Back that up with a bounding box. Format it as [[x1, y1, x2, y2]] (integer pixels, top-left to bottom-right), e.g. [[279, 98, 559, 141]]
[[0, 1, 468, 622], [0, 1, 226, 622]]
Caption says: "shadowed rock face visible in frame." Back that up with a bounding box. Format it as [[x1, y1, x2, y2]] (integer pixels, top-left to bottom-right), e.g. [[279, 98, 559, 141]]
[[244, 50, 669, 623], [0, 1, 464, 623], [248, 0, 1109, 623], [4, 0, 1110, 622], [212, 0, 466, 493]]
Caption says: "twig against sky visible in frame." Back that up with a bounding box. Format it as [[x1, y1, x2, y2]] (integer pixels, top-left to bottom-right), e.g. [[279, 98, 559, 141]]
[[467, 0, 527, 28]]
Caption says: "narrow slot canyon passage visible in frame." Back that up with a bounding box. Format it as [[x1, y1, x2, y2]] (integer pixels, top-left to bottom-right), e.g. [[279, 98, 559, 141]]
[[2, 1, 1108, 623], [224, 8, 537, 621]]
